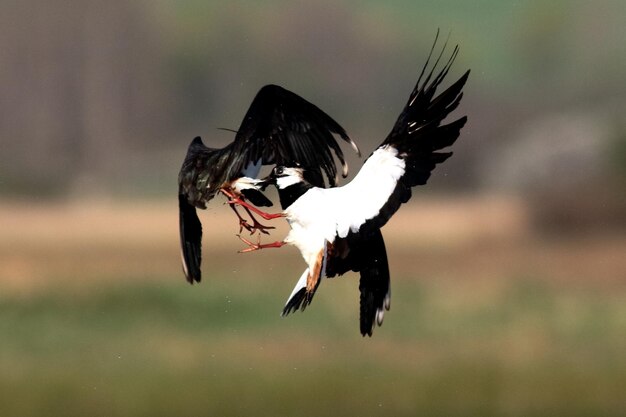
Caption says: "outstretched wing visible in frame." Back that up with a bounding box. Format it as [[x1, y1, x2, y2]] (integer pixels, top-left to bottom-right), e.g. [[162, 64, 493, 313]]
[[179, 85, 360, 207], [178, 85, 359, 284], [225, 84, 360, 188], [369, 38, 469, 232], [327, 36, 469, 238]]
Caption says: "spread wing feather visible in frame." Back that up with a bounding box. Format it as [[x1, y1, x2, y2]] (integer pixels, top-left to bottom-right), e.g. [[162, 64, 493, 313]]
[[358, 39, 469, 234], [178, 85, 360, 283], [226, 84, 360, 188]]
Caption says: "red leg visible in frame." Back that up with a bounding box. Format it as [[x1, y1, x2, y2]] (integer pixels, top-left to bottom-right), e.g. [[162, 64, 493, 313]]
[[242, 206, 275, 235], [229, 204, 254, 234], [237, 234, 286, 253], [221, 189, 285, 220]]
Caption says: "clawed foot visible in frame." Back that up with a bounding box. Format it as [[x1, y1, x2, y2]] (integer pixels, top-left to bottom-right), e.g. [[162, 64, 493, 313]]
[[239, 218, 275, 235], [231, 203, 277, 235], [237, 234, 285, 253]]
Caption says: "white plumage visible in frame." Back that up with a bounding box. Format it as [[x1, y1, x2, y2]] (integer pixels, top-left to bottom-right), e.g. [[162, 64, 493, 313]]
[[284, 146, 403, 244], [246, 37, 470, 336], [277, 147, 401, 311]]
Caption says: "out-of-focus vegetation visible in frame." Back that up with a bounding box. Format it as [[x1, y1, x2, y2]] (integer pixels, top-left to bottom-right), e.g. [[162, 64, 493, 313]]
[[2, 279, 625, 417], [1, 201, 625, 417], [2, 1, 626, 199]]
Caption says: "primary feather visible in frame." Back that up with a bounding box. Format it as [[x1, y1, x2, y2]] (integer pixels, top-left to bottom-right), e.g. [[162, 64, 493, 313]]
[[178, 85, 360, 283], [271, 37, 469, 335]]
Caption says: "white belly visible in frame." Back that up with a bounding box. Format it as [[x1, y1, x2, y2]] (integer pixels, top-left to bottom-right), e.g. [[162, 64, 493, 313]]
[[284, 189, 336, 268]]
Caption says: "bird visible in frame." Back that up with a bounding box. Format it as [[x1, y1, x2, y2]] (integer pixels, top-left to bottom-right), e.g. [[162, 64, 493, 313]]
[[178, 84, 361, 284], [242, 36, 470, 336]]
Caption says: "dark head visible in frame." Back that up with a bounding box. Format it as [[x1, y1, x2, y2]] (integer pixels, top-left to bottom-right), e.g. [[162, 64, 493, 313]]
[[271, 166, 307, 189], [260, 165, 313, 209]]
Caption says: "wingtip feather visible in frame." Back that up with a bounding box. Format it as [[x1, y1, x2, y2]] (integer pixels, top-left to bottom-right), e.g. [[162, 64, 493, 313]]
[[179, 193, 203, 284]]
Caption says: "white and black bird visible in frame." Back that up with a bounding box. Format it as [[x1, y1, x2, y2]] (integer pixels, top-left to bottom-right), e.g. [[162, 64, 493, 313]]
[[178, 85, 361, 284], [249, 39, 469, 336]]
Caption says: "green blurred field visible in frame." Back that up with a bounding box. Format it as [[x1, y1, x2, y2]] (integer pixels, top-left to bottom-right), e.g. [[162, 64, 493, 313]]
[[1, 198, 625, 417]]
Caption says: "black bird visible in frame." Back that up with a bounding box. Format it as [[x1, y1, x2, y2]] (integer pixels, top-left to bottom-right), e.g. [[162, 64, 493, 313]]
[[178, 84, 361, 284], [243, 37, 469, 336]]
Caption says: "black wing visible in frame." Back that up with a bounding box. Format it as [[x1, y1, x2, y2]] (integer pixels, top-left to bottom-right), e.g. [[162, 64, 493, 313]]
[[283, 228, 391, 337], [179, 193, 203, 283], [178, 137, 229, 209], [178, 85, 360, 284], [326, 229, 390, 337], [179, 86, 360, 207], [361, 35, 469, 234], [225, 84, 360, 188], [178, 137, 220, 284]]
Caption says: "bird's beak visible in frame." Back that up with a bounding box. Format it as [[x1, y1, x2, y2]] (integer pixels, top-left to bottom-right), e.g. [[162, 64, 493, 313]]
[[255, 174, 275, 191]]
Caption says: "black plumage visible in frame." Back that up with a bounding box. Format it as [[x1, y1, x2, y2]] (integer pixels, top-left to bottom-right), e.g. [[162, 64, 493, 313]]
[[360, 44, 469, 235], [178, 84, 360, 283], [260, 34, 469, 336]]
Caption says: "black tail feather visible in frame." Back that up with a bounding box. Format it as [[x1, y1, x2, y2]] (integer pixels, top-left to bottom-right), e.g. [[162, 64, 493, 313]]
[[179, 193, 202, 283], [281, 266, 323, 317], [281, 288, 316, 316]]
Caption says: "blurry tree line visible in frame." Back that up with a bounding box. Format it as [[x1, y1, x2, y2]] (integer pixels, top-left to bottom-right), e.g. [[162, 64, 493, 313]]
[[1, 0, 169, 195], [1, 0, 625, 221]]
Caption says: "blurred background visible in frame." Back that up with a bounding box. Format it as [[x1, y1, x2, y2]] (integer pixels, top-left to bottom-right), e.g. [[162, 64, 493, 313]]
[[1, 1, 625, 416]]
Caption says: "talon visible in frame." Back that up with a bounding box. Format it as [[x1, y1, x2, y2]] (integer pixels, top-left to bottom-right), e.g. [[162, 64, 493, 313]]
[[241, 206, 277, 236], [238, 246, 259, 254], [248, 219, 275, 236], [236, 234, 286, 253], [224, 188, 283, 235], [239, 219, 253, 234], [237, 234, 260, 253]]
